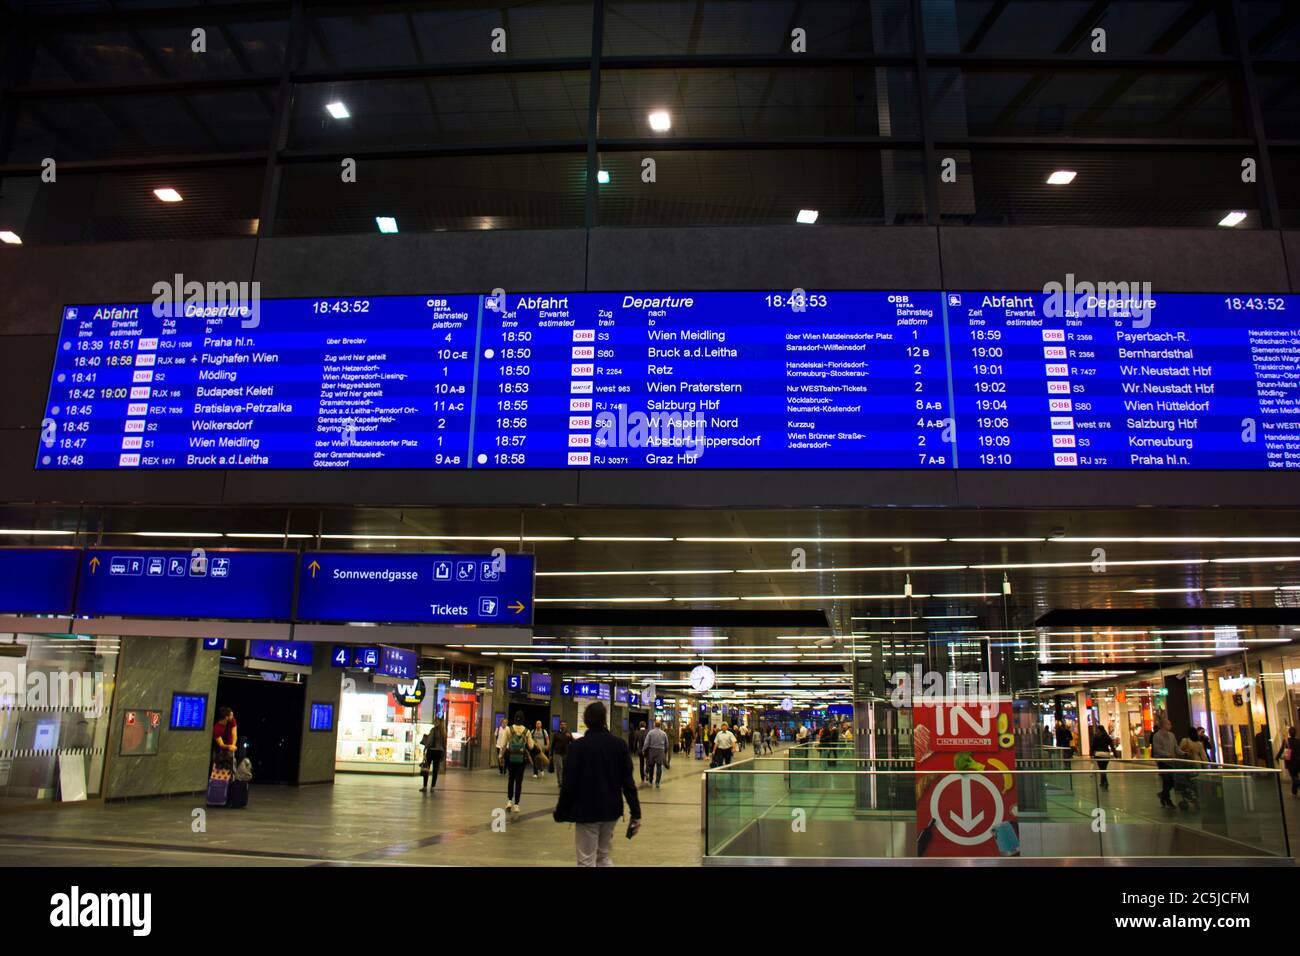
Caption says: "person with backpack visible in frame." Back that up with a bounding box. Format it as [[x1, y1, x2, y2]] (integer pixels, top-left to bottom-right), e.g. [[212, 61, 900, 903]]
[[420, 717, 447, 793], [553, 701, 641, 866], [504, 711, 536, 812], [531, 719, 550, 778]]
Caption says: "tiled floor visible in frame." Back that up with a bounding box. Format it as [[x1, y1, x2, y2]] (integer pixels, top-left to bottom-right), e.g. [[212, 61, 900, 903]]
[[0, 752, 713, 867]]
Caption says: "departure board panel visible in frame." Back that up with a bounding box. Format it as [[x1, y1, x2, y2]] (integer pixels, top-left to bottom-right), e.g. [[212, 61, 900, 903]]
[[35, 290, 1299, 470], [946, 291, 1297, 469], [472, 291, 951, 468]]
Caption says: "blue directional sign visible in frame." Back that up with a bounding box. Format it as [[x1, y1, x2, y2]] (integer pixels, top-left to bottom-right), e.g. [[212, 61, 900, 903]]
[[248, 640, 314, 666], [378, 645, 416, 680], [75, 549, 296, 619], [0, 548, 80, 615], [202, 638, 226, 651], [329, 644, 380, 668], [296, 552, 534, 625]]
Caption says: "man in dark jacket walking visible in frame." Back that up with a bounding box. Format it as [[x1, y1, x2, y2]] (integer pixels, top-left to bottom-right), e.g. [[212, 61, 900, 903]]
[[631, 721, 648, 782], [554, 701, 642, 866]]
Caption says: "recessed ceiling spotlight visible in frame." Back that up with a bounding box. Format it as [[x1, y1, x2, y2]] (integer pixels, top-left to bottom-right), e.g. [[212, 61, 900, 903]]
[[1046, 170, 1077, 185]]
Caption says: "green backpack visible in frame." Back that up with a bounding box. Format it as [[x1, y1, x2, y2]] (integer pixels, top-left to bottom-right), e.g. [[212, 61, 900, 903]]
[[508, 730, 529, 764]]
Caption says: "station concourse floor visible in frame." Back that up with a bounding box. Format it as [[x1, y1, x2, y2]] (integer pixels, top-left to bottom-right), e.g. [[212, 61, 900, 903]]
[[0, 751, 714, 868]]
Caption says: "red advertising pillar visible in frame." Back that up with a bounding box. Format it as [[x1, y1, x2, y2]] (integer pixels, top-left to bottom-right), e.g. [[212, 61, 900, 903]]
[[913, 701, 1019, 857]]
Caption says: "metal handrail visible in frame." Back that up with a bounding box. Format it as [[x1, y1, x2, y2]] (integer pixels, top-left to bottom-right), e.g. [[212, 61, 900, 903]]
[[704, 764, 1281, 775]]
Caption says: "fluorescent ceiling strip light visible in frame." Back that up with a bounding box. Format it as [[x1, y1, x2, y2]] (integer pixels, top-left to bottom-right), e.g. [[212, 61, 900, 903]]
[[671, 596, 741, 601], [533, 597, 672, 603], [972, 559, 1206, 570], [948, 537, 1046, 543], [740, 593, 917, 601], [1210, 556, 1300, 564], [674, 537, 945, 544], [226, 533, 313, 539], [318, 533, 572, 542], [0, 529, 76, 535], [1052, 537, 1300, 543], [126, 531, 224, 538], [735, 564, 966, 574], [537, 569, 733, 576], [578, 536, 674, 542]]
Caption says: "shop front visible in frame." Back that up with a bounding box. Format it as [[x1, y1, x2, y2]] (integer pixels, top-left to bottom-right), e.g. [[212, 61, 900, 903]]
[[336, 671, 423, 775], [0, 632, 119, 805]]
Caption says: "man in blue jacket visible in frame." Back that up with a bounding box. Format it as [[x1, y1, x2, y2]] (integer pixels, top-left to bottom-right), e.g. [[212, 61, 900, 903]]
[[554, 701, 642, 866]]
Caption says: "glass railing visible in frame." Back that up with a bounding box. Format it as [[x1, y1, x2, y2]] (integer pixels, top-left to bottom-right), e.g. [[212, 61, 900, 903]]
[[703, 756, 1290, 862]]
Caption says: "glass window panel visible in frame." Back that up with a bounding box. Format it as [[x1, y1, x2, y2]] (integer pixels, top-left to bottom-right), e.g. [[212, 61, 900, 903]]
[[303, 0, 592, 70], [923, 0, 1227, 56], [937, 148, 1260, 227], [9, 89, 275, 161], [929, 68, 1244, 138], [1240, 0, 1300, 59], [594, 148, 927, 225], [289, 73, 589, 150], [274, 153, 587, 235], [1273, 149, 1300, 229], [0, 635, 120, 806], [0, 166, 265, 243], [603, 0, 913, 55], [1256, 67, 1300, 139], [25, 15, 287, 85], [598, 67, 919, 139]]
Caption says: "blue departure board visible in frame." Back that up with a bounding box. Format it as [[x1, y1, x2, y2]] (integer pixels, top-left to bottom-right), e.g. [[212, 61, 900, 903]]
[[946, 291, 1299, 469], [34, 290, 1299, 470], [39, 296, 478, 469], [473, 291, 951, 468]]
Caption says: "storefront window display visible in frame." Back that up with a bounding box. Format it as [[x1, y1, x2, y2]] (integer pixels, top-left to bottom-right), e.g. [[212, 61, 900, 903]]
[[335, 672, 420, 774], [0, 633, 119, 804], [1257, 648, 1300, 764], [1205, 661, 1263, 765]]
